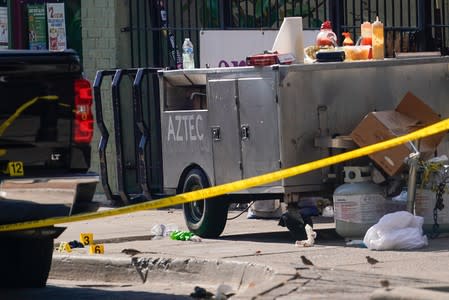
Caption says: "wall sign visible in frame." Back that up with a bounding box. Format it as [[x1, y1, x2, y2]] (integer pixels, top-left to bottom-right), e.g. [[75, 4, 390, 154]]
[[0, 6, 8, 49], [47, 3, 66, 51], [28, 4, 47, 50]]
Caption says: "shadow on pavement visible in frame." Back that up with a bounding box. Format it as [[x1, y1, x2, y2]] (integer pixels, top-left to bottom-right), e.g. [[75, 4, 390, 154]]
[[221, 230, 295, 243], [220, 228, 345, 246], [1, 284, 192, 300]]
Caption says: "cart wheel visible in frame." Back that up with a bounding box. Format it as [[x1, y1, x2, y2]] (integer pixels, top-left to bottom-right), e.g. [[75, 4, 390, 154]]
[[182, 169, 228, 238]]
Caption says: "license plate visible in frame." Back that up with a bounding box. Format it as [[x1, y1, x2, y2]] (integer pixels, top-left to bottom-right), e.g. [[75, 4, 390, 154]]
[[8, 161, 24, 176]]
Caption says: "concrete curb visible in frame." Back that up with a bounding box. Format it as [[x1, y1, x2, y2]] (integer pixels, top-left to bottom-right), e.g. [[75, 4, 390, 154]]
[[50, 253, 279, 298]]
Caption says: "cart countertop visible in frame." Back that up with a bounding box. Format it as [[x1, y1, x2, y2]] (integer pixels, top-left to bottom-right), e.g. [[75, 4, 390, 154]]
[[159, 56, 449, 86]]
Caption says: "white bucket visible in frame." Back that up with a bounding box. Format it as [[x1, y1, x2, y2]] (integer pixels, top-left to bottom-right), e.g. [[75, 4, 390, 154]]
[[415, 188, 449, 233]]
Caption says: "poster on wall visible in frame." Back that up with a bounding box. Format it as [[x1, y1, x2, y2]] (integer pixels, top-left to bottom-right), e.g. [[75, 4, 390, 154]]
[[0, 6, 8, 49], [28, 4, 47, 50], [47, 3, 67, 51]]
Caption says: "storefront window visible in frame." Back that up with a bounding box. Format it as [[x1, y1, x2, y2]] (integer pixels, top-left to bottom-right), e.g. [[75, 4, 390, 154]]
[[8, 0, 81, 59]]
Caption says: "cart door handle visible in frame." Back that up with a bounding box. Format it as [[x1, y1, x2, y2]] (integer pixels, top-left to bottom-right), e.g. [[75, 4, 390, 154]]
[[211, 126, 221, 141], [241, 124, 249, 140]]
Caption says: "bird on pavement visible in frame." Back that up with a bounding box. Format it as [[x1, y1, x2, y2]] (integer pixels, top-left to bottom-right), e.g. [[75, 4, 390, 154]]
[[380, 279, 390, 288], [366, 256, 380, 265], [300, 255, 314, 266], [121, 248, 142, 256]]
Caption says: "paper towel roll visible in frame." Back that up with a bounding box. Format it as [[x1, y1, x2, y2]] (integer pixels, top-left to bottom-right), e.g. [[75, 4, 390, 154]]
[[272, 17, 304, 63]]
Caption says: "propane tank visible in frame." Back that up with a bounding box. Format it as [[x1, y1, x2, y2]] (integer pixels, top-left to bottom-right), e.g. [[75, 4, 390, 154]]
[[333, 166, 386, 239]]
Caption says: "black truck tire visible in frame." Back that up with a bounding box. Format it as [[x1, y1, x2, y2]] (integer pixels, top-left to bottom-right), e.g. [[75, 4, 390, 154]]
[[0, 237, 53, 288], [182, 169, 228, 238]]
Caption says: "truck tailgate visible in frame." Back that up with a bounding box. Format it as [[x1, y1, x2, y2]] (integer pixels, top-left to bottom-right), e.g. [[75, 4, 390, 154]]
[[0, 50, 90, 177]]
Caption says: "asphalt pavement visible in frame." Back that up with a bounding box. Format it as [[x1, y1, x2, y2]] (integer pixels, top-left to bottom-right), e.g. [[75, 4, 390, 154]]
[[50, 202, 449, 300]]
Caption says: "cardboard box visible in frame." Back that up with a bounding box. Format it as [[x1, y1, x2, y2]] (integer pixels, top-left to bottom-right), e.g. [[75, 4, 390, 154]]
[[350, 92, 444, 176]]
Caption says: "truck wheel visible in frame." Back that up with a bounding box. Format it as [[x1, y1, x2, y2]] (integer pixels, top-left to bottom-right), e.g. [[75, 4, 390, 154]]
[[0, 237, 53, 288], [182, 169, 228, 238]]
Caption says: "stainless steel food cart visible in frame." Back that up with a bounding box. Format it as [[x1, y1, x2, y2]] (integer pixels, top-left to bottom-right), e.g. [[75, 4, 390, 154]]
[[94, 57, 449, 238]]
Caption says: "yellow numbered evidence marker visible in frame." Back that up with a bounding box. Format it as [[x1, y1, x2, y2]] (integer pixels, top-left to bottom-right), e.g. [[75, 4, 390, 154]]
[[89, 244, 105, 254], [57, 242, 72, 253], [7, 161, 24, 176], [80, 233, 94, 245]]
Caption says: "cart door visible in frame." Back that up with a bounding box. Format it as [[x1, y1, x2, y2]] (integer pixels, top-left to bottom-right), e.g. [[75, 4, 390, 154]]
[[238, 77, 280, 179], [208, 79, 242, 184]]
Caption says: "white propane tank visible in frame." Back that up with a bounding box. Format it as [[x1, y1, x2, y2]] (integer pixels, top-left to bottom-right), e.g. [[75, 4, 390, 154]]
[[333, 166, 386, 239]]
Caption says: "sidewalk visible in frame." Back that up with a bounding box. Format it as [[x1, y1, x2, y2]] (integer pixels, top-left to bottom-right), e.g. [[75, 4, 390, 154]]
[[51, 206, 449, 299]]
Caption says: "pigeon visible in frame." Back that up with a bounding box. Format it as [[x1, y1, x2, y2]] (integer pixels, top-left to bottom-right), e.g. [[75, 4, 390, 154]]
[[366, 256, 380, 265], [121, 248, 142, 256], [380, 279, 390, 288], [300, 255, 314, 266]]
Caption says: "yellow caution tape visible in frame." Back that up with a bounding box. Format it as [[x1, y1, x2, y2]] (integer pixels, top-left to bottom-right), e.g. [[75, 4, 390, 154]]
[[0, 96, 59, 136], [0, 96, 59, 157], [0, 118, 449, 232]]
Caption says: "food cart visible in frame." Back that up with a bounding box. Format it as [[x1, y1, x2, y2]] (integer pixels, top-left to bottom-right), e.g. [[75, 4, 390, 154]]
[[95, 56, 449, 239]]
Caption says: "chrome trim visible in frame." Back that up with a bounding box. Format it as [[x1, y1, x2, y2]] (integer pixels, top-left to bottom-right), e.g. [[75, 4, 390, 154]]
[[0, 176, 99, 207]]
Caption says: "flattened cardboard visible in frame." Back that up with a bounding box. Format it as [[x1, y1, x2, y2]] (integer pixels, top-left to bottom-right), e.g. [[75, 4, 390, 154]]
[[350, 92, 443, 176]]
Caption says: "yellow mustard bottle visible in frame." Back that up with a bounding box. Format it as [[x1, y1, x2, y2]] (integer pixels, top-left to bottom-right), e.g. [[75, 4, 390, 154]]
[[372, 16, 384, 59]]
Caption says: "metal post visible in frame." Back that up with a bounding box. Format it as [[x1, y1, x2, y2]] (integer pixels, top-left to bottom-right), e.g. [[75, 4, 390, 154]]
[[406, 142, 420, 213], [329, 0, 344, 44], [417, 0, 432, 51]]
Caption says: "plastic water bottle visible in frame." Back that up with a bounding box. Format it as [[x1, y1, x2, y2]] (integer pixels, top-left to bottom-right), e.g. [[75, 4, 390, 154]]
[[169, 230, 194, 241], [182, 38, 194, 69]]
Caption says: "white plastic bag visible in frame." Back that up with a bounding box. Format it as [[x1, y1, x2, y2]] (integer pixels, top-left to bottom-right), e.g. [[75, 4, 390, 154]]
[[151, 223, 179, 238], [363, 211, 428, 250]]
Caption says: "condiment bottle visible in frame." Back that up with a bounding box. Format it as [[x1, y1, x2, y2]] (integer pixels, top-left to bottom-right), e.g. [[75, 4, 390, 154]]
[[342, 32, 354, 46], [360, 21, 372, 46], [372, 16, 384, 59], [316, 20, 337, 47]]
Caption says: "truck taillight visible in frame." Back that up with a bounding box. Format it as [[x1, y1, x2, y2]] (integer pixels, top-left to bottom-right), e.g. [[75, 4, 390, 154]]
[[73, 78, 94, 144]]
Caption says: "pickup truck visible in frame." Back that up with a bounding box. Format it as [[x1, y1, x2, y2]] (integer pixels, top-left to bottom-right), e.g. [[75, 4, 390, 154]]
[[0, 50, 99, 288]]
